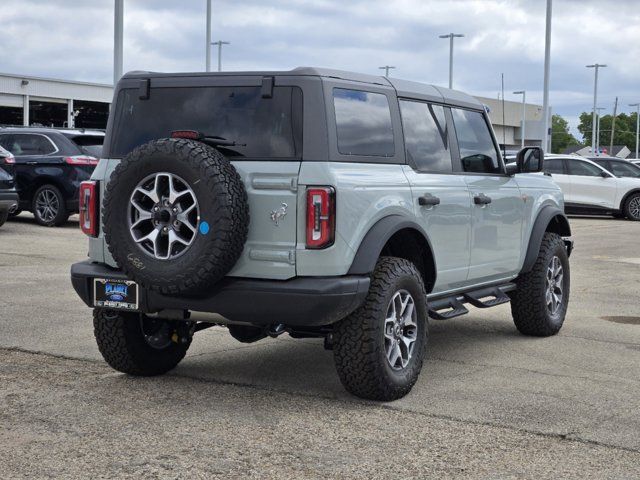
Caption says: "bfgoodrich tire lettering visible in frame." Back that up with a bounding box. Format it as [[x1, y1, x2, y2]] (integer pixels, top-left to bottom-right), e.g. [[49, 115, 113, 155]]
[[510, 232, 570, 336], [333, 257, 428, 401], [102, 138, 249, 295]]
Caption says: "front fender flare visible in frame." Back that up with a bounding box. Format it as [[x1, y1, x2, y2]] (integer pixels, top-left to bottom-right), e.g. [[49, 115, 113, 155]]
[[521, 205, 571, 273]]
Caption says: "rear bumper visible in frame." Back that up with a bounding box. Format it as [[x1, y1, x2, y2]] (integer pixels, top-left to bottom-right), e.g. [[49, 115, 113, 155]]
[[70, 260, 370, 327], [0, 191, 19, 213]]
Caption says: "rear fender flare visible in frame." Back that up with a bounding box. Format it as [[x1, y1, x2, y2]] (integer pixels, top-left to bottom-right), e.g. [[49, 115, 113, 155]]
[[347, 215, 436, 280]]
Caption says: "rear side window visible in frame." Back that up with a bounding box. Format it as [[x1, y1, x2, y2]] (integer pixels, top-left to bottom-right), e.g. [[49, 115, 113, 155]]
[[67, 134, 104, 157], [0, 134, 56, 155], [451, 108, 501, 174], [110, 86, 302, 159], [544, 158, 565, 174], [567, 159, 602, 177], [400, 100, 451, 173], [333, 88, 394, 157]]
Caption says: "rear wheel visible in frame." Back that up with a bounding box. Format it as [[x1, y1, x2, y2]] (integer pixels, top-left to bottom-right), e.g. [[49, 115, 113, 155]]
[[93, 309, 192, 376], [333, 257, 428, 401], [0, 211, 7, 227], [32, 184, 69, 227], [510, 232, 570, 336], [623, 193, 640, 221]]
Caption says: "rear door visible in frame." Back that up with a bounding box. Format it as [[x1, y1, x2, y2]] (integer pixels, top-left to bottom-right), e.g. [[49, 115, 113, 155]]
[[543, 157, 572, 199], [565, 158, 617, 209], [450, 107, 524, 283], [399, 99, 472, 293]]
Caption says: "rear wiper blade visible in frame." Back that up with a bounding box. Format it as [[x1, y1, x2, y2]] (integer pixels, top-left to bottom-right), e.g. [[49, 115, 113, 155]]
[[171, 130, 246, 147]]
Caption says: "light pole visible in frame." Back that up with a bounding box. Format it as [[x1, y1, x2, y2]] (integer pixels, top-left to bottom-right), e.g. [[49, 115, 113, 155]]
[[513, 90, 526, 149], [205, 0, 212, 72], [586, 64, 607, 155], [114, 0, 124, 85], [541, 0, 552, 153], [595, 107, 605, 156], [439, 33, 464, 89], [630, 103, 640, 160], [211, 41, 230, 72], [378, 66, 395, 77]]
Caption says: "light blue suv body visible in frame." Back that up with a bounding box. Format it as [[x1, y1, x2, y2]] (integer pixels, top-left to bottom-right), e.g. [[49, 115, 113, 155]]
[[71, 68, 573, 400]]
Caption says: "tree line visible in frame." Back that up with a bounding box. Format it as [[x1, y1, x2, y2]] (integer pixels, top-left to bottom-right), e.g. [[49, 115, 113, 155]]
[[551, 112, 639, 154]]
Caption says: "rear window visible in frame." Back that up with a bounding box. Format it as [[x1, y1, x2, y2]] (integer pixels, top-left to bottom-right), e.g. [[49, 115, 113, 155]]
[[333, 88, 395, 157], [66, 134, 104, 157], [110, 86, 302, 159]]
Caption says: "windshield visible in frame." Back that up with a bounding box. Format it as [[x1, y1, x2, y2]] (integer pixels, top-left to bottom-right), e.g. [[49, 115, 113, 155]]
[[594, 159, 640, 178], [110, 86, 302, 159]]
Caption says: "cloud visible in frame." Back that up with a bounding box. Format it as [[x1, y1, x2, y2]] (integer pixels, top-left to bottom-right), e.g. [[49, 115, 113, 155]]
[[0, 0, 638, 138]]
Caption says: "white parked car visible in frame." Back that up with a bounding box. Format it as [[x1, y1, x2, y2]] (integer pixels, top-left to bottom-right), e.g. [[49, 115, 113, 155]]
[[543, 154, 640, 220]]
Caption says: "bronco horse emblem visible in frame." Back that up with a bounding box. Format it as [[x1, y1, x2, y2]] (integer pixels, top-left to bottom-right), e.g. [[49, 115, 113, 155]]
[[270, 203, 288, 226]]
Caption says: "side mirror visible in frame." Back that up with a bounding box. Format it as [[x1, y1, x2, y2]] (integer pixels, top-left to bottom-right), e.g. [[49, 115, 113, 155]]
[[515, 146, 544, 174], [600, 170, 611, 178]]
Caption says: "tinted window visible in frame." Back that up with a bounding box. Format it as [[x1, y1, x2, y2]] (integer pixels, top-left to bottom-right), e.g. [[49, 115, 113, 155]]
[[400, 100, 451, 173], [333, 88, 394, 157], [1, 134, 56, 155], [451, 108, 501, 174], [567, 160, 602, 177], [544, 158, 565, 174], [111, 86, 302, 158], [67, 135, 104, 157], [597, 160, 640, 178]]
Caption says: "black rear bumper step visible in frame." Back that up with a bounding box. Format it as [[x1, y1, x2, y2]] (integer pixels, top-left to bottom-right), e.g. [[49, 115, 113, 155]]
[[428, 283, 516, 320]]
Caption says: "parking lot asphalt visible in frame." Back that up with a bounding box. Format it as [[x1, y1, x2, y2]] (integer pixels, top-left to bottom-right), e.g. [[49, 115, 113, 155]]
[[1, 213, 639, 478]]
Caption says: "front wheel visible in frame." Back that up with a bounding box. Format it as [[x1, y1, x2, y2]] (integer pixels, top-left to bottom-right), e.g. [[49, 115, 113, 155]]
[[333, 257, 428, 401], [93, 309, 192, 376], [32, 184, 69, 226], [510, 232, 570, 336]]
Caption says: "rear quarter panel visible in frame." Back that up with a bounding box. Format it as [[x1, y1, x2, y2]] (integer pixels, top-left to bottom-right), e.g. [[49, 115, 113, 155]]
[[296, 162, 413, 276]]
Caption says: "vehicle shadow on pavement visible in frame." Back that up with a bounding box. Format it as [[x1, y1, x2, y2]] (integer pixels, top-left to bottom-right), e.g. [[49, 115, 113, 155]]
[[135, 313, 527, 402]]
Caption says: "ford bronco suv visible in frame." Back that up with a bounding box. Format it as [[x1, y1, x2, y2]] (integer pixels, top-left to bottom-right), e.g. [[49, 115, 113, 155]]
[[71, 68, 573, 401]]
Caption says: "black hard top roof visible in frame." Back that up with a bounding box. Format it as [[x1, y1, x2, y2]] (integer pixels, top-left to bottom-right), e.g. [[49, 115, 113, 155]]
[[122, 67, 483, 110]]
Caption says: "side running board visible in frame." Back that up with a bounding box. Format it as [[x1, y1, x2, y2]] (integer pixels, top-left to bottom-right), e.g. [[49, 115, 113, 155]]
[[428, 283, 516, 321]]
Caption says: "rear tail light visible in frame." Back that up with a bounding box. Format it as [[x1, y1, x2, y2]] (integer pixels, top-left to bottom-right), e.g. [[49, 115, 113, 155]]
[[2, 154, 15, 164], [306, 186, 335, 249], [79, 181, 98, 237], [65, 155, 99, 166]]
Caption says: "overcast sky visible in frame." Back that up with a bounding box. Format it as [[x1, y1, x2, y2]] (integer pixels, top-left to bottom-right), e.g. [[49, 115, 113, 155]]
[[2, 0, 639, 137]]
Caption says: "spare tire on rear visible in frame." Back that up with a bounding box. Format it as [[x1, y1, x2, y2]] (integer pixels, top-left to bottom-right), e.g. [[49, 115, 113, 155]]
[[103, 138, 249, 295]]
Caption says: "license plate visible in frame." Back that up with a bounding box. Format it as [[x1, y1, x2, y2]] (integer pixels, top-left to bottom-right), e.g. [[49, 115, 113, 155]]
[[94, 278, 139, 310]]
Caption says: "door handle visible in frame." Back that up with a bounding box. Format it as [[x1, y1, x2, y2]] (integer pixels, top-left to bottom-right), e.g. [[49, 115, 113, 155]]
[[473, 193, 492, 205], [418, 193, 441, 207], [26, 161, 37, 165]]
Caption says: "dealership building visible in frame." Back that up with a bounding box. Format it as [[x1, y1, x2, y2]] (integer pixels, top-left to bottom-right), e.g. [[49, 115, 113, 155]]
[[0, 72, 546, 149], [0, 73, 112, 129]]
